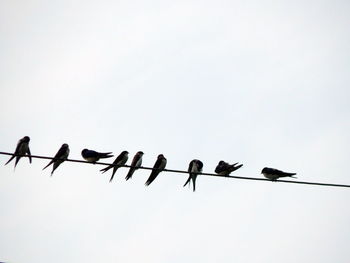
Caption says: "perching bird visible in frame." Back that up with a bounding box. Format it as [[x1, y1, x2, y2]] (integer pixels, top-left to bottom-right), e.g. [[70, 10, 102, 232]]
[[183, 159, 203, 192], [261, 167, 297, 180], [215, 160, 243, 176], [5, 136, 32, 168], [100, 151, 129, 182], [81, 149, 113, 163], [125, 151, 144, 180], [145, 154, 167, 186], [42, 143, 70, 175]]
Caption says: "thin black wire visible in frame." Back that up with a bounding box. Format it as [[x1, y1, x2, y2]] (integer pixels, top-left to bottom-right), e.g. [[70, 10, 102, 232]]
[[1, 151, 349, 188]]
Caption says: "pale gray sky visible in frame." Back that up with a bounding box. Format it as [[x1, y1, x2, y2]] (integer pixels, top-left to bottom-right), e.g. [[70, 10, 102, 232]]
[[1, 0, 350, 262]]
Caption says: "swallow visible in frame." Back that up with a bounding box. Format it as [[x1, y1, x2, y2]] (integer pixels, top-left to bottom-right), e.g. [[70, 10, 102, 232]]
[[145, 154, 167, 186], [125, 151, 144, 180], [261, 167, 297, 180], [42, 143, 70, 175], [100, 151, 129, 182], [183, 159, 203, 192], [215, 160, 243, 176], [81, 149, 113, 163], [5, 136, 32, 168]]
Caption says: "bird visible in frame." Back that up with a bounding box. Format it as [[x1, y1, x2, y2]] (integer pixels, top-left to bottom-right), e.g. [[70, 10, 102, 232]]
[[145, 154, 167, 186], [261, 167, 297, 180], [125, 151, 144, 181], [100, 151, 129, 182], [42, 143, 70, 175], [5, 136, 32, 168], [215, 160, 243, 176], [81, 149, 113, 163], [183, 159, 203, 192]]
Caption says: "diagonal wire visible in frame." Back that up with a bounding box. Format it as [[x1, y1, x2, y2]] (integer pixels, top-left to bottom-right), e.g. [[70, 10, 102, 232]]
[[1, 151, 350, 188]]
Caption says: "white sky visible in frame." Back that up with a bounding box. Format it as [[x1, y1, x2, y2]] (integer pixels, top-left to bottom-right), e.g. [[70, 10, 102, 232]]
[[1, 0, 350, 262]]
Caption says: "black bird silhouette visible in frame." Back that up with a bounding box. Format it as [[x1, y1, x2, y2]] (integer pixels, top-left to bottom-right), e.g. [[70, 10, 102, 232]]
[[215, 160, 243, 176], [125, 151, 144, 181], [81, 149, 113, 163], [100, 151, 129, 182], [5, 136, 32, 168], [183, 159, 203, 192], [43, 143, 70, 175], [261, 167, 296, 180], [145, 154, 167, 186]]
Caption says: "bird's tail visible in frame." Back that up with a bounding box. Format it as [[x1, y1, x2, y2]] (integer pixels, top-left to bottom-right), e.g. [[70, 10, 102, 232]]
[[4, 156, 15, 166], [42, 161, 53, 171], [100, 152, 113, 159], [100, 165, 112, 174], [145, 173, 157, 186], [14, 157, 21, 169], [191, 174, 198, 192], [231, 164, 243, 172], [281, 172, 297, 178], [109, 174, 115, 182], [183, 176, 191, 187], [125, 168, 135, 181]]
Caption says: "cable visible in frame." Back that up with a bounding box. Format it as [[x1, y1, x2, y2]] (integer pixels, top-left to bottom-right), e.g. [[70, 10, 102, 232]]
[[1, 151, 349, 188]]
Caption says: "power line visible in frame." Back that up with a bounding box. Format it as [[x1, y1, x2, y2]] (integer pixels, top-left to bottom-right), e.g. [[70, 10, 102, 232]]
[[1, 151, 349, 188]]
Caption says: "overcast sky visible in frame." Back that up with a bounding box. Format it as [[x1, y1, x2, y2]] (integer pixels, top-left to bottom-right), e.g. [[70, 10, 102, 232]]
[[1, 0, 350, 262]]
